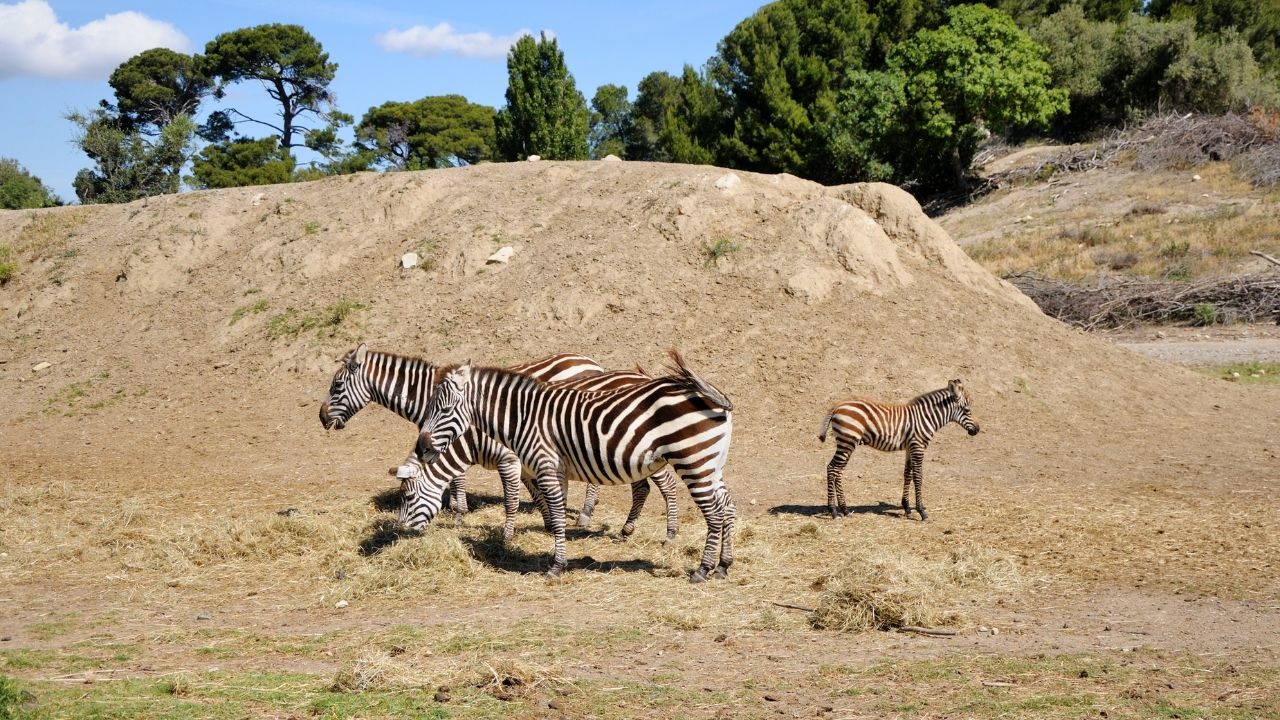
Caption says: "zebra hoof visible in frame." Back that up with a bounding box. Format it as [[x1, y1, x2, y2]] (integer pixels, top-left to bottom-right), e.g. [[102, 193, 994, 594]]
[[713, 566, 728, 580], [919, 513, 930, 523], [544, 566, 565, 581], [576, 514, 592, 529], [665, 531, 677, 543], [689, 567, 709, 584]]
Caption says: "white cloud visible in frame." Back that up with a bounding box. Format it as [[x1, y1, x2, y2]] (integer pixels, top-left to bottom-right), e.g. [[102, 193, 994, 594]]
[[0, 0, 189, 80], [375, 22, 545, 59]]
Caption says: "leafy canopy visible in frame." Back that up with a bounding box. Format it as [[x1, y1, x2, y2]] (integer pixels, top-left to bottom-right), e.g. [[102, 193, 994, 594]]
[[189, 136, 295, 189], [494, 32, 590, 161], [0, 158, 60, 209], [357, 95, 496, 170], [68, 110, 198, 204], [108, 48, 213, 133]]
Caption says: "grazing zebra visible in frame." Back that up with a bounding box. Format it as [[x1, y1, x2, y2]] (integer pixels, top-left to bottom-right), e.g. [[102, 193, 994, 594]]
[[396, 367, 683, 541], [318, 345, 676, 539], [416, 350, 736, 583], [818, 379, 980, 522]]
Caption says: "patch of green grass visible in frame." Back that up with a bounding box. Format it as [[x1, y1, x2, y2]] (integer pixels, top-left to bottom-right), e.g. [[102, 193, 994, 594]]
[[229, 299, 269, 325], [700, 236, 742, 268], [267, 298, 368, 340], [29, 615, 78, 640], [0, 244, 16, 286], [303, 220, 322, 235], [1199, 361, 1280, 384], [0, 649, 58, 670]]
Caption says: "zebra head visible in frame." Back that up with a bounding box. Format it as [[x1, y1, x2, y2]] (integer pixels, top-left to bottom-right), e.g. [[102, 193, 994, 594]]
[[417, 363, 473, 465], [948, 379, 980, 436], [319, 344, 371, 430], [391, 463, 450, 531]]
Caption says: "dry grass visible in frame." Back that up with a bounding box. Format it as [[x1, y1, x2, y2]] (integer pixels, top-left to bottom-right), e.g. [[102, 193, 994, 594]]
[[811, 545, 1021, 632]]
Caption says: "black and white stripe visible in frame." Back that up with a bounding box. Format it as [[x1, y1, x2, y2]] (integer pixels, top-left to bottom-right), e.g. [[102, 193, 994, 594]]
[[818, 379, 980, 522], [417, 350, 736, 583]]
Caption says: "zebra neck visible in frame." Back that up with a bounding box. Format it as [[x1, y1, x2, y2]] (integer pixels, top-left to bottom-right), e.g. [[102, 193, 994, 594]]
[[368, 354, 438, 426]]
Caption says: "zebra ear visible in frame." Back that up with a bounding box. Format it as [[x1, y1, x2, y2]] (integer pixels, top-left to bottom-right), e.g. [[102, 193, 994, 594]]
[[454, 363, 473, 387], [949, 378, 962, 394], [354, 343, 369, 365]]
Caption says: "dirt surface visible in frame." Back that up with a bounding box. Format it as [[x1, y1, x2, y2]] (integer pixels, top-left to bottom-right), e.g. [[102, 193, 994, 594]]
[[1104, 322, 1280, 366], [1, 161, 1278, 716]]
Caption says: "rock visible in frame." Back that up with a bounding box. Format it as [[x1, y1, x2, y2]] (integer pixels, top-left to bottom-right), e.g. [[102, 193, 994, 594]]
[[1192, 174, 1202, 182], [487, 246, 515, 264], [527, 155, 541, 162], [601, 155, 621, 162], [401, 252, 420, 269], [434, 691, 450, 702], [989, 627, 1000, 636], [714, 173, 741, 191], [548, 698, 565, 710], [978, 625, 990, 633], [196, 614, 211, 621], [31, 361, 51, 372], [277, 508, 298, 517], [764, 693, 780, 702], [335, 599, 348, 609]]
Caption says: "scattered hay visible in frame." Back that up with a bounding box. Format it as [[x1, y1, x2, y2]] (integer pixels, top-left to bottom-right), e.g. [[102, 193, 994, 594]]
[[331, 649, 435, 693], [473, 658, 575, 700], [810, 545, 1021, 633]]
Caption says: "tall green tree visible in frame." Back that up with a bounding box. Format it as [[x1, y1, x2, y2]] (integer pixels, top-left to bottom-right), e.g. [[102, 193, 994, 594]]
[[629, 67, 724, 164], [107, 48, 213, 134], [1147, 0, 1280, 75], [588, 84, 633, 159], [1031, 4, 1117, 132], [712, 0, 876, 180], [493, 33, 590, 161], [0, 158, 60, 209], [202, 24, 344, 153], [830, 4, 1067, 189], [357, 95, 496, 169], [68, 110, 198, 204], [189, 136, 295, 189]]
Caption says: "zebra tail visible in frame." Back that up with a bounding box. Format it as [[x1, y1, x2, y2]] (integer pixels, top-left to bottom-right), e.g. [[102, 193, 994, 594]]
[[818, 411, 834, 443], [665, 349, 734, 411]]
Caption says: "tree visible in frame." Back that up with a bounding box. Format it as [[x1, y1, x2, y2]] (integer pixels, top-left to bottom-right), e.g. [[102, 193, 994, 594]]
[[69, 110, 198, 204], [108, 48, 213, 134], [0, 158, 60, 209], [189, 136, 295, 189], [711, 0, 876, 180], [202, 24, 345, 154], [357, 95, 496, 169], [493, 33, 590, 161], [1031, 4, 1117, 132], [629, 68, 724, 164], [1147, 0, 1280, 76], [829, 4, 1067, 189], [588, 84, 633, 159]]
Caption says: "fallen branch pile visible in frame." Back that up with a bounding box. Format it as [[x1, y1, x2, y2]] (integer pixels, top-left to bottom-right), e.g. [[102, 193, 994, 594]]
[[1007, 271, 1280, 329]]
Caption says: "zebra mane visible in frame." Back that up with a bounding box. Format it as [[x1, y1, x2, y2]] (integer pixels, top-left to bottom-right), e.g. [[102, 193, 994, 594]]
[[908, 386, 953, 407], [662, 349, 734, 411]]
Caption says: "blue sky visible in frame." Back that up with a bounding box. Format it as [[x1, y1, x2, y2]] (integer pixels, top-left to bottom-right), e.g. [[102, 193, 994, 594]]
[[0, 0, 764, 203]]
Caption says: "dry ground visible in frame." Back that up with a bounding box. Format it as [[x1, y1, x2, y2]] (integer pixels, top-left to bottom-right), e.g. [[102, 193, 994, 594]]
[[1, 161, 1278, 718]]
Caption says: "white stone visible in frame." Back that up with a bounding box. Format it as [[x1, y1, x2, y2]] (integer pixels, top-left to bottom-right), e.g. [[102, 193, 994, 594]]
[[400, 252, 420, 269], [31, 361, 51, 372], [601, 154, 622, 162], [714, 173, 741, 191], [251, 192, 265, 206], [1192, 174, 1202, 182], [487, 246, 515, 264], [335, 599, 348, 609], [527, 154, 541, 162]]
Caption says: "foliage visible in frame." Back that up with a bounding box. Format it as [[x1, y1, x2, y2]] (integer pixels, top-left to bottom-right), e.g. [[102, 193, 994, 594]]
[[829, 4, 1067, 189], [700, 236, 742, 267], [0, 245, 14, 286], [0, 674, 36, 719], [711, 0, 876, 180], [357, 95, 496, 170], [1147, 0, 1280, 76], [1030, 5, 1116, 132], [494, 33, 590, 161], [983, 0, 1141, 25], [203, 24, 345, 153], [628, 67, 723, 164], [588, 84, 633, 159], [189, 137, 295, 189], [107, 48, 213, 134], [0, 158, 60, 209], [267, 298, 367, 339], [68, 110, 199, 204]]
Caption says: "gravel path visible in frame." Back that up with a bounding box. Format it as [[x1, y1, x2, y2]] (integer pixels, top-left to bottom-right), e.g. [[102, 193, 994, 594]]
[[1105, 324, 1280, 367]]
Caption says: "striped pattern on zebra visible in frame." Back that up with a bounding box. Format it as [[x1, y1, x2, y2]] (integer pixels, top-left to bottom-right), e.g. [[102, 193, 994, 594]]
[[817, 379, 980, 522], [416, 350, 735, 583], [396, 367, 683, 541]]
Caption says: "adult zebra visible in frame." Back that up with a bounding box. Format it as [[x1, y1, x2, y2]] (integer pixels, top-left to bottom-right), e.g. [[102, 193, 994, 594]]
[[818, 379, 980, 522], [395, 367, 682, 541], [417, 350, 736, 583], [318, 344, 678, 539]]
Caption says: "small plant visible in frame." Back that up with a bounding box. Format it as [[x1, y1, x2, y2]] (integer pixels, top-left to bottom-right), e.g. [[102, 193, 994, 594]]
[[1159, 239, 1190, 259], [0, 244, 14, 286], [700, 236, 742, 268], [268, 298, 368, 339], [303, 220, 322, 235], [1192, 302, 1218, 326], [229, 299, 270, 325]]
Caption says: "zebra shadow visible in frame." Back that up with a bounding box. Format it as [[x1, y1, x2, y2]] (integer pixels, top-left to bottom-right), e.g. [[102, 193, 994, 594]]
[[461, 531, 660, 576], [358, 517, 413, 556], [769, 501, 904, 519], [370, 487, 402, 513]]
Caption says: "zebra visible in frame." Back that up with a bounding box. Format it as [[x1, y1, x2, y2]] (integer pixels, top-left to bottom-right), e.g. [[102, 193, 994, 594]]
[[318, 344, 677, 539], [416, 350, 736, 583], [817, 379, 980, 522], [395, 367, 683, 542]]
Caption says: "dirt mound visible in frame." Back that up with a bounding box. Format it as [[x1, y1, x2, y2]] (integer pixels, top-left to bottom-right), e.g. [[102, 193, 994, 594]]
[[1, 160, 1273, 478]]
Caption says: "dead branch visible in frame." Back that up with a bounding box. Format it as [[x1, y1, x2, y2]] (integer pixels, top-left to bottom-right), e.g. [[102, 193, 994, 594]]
[[1251, 251, 1280, 268], [899, 626, 959, 636], [771, 601, 817, 613]]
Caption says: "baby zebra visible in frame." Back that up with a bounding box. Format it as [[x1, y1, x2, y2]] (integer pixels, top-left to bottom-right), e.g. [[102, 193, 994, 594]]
[[395, 367, 682, 542], [418, 351, 736, 582], [818, 379, 980, 522]]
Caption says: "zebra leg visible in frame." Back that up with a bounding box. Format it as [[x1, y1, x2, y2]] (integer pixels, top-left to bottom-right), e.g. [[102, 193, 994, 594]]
[[533, 462, 569, 578], [620, 480, 650, 538], [713, 486, 736, 579], [901, 452, 914, 519], [448, 476, 468, 526], [826, 444, 852, 519], [495, 452, 523, 543], [682, 476, 726, 584], [578, 484, 600, 529], [651, 467, 681, 541], [522, 475, 553, 532], [910, 443, 928, 523]]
